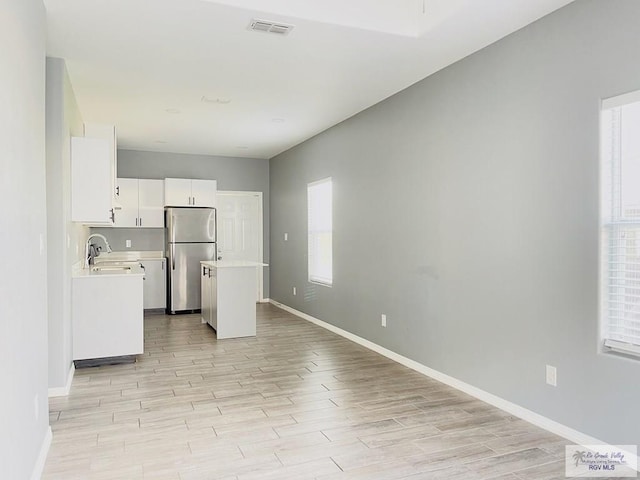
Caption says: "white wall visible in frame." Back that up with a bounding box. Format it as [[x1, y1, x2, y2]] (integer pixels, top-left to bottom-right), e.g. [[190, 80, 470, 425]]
[[46, 58, 87, 392], [0, 0, 51, 478]]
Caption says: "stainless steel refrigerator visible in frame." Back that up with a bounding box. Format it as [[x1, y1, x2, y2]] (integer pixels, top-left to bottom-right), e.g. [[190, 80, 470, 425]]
[[166, 207, 216, 314]]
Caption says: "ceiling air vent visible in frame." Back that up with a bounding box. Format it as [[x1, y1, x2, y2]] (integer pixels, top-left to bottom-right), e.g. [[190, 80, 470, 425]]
[[248, 18, 294, 36]]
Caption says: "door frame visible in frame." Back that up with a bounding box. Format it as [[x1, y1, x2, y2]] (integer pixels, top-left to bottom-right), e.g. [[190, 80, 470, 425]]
[[216, 190, 265, 301]]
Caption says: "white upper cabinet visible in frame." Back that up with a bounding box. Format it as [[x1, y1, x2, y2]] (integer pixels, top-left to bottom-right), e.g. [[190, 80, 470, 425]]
[[191, 179, 217, 208], [83, 123, 118, 205], [71, 136, 114, 225], [164, 178, 217, 208], [138, 179, 165, 227], [114, 178, 164, 228], [71, 123, 119, 226], [114, 178, 138, 227], [164, 178, 192, 207]]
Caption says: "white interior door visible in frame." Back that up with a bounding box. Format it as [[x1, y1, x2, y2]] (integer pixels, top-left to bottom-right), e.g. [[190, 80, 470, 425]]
[[216, 191, 263, 301]]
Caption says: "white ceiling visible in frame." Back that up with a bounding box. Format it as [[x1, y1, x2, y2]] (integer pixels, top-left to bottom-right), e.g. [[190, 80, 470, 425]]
[[44, 0, 574, 159]]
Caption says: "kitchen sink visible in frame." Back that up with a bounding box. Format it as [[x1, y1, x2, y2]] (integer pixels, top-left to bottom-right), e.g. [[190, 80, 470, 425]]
[[94, 260, 140, 266], [90, 265, 133, 273]]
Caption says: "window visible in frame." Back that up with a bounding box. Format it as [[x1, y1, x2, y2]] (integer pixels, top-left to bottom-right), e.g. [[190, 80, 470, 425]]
[[601, 90, 640, 357], [308, 177, 332, 286]]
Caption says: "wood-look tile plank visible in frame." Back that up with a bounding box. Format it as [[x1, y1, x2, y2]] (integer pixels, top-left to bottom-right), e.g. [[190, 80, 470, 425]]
[[357, 423, 441, 448], [237, 457, 342, 480], [465, 448, 555, 478], [512, 459, 571, 480], [42, 305, 572, 480], [411, 427, 498, 454], [483, 431, 566, 455], [403, 443, 498, 472], [331, 442, 425, 471]]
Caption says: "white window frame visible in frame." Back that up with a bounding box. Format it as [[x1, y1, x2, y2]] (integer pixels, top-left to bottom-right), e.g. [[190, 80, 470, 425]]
[[600, 90, 640, 358], [307, 177, 333, 287]]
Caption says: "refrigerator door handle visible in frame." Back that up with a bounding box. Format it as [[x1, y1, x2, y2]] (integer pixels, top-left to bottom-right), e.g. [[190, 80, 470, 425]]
[[171, 243, 176, 270]]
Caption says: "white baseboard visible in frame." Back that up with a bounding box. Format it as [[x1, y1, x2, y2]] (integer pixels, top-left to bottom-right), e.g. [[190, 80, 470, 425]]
[[270, 300, 606, 447], [48, 363, 75, 398], [30, 426, 52, 480], [259, 298, 270, 304]]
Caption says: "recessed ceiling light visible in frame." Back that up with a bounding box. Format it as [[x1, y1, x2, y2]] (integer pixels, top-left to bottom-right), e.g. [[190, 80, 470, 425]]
[[165, 108, 181, 114], [201, 96, 231, 105], [271, 118, 285, 123]]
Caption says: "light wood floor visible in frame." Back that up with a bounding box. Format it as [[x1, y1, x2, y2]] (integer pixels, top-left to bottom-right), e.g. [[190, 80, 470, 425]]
[[44, 304, 573, 479]]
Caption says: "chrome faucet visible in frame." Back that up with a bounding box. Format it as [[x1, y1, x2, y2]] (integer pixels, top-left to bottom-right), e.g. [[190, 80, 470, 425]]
[[84, 233, 113, 267]]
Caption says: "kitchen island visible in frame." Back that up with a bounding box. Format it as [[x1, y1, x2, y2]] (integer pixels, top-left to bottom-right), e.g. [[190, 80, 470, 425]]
[[200, 260, 266, 339]]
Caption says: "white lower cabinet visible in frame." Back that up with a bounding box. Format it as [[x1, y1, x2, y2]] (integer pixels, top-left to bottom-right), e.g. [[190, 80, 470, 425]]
[[72, 274, 144, 360], [140, 258, 166, 309], [201, 261, 257, 339]]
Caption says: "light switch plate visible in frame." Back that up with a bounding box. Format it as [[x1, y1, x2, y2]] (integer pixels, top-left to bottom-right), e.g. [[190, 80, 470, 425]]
[[125, 240, 131, 248]]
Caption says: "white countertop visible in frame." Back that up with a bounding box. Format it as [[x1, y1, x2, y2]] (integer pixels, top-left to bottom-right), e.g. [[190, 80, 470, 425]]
[[201, 260, 268, 269]]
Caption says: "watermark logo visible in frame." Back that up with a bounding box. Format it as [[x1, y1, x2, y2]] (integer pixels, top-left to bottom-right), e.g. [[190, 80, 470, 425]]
[[565, 445, 637, 477]]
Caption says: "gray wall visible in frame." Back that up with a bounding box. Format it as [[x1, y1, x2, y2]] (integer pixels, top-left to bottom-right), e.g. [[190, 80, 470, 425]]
[[269, 0, 640, 445], [46, 58, 88, 391], [96, 149, 270, 296], [0, 0, 50, 477]]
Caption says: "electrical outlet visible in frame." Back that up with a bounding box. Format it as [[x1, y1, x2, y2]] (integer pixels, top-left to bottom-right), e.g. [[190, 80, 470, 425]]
[[546, 365, 557, 387], [293, 287, 297, 296], [125, 239, 132, 248], [381, 314, 387, 327], [34, 394, 39, 420], [284, 233, 288, 241]]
